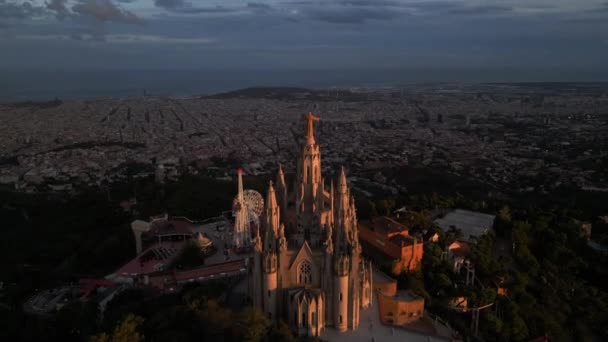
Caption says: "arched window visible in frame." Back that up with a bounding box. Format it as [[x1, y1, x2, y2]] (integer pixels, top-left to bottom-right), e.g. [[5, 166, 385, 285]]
[[299, 261, 312, 284]]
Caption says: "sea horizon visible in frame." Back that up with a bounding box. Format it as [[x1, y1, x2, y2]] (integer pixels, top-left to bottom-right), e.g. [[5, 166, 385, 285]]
[[2, 67, 608, 102]]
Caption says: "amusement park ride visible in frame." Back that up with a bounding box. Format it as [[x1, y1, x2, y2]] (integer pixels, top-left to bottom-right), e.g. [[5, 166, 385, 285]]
[[232, 168, 264, 253]]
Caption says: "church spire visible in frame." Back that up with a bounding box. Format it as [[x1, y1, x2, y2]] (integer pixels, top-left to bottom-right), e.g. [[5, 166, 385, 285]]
[[338, 166, 347, 194], [233, 168, 250, 250], [253, 223, 262, 253], [277, 164, 285, 186], [276, 164, 287, 216], [335, 166, 352, 249], [338, 166, 349, 210], [305, 112, 320, 145], [237, 168, 244, 201], [264, 181, 280, 246]]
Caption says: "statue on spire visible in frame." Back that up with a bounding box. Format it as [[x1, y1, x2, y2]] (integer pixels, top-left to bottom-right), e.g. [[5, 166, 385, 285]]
[[305, 112, 320, 145]]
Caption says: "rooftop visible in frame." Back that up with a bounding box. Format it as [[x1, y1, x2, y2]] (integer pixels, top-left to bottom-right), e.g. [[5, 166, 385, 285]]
[[114, 241, 185, 276], [147, 259, 247, 291], [389, 234, 417, 247], [434, 209, 495, 241], [394, 290, 423, 302], [148, 219, 195, 237], [364, 216, 409, 236]]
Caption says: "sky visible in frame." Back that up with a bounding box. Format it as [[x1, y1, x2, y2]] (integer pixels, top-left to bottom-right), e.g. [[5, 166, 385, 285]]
[[1, 0, 608, 71]]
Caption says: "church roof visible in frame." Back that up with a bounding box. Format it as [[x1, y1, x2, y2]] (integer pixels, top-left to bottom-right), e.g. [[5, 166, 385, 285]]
[[289, 287, 323, 304], [289, 240, 315, 270]]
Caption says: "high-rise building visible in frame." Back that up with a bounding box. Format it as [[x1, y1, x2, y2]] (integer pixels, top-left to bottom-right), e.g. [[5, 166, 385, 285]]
[[248, 112, 372, 337]]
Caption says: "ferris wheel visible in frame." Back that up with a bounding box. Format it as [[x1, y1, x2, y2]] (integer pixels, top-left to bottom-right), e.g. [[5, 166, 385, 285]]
[[232, 188, 264, 250], [232, 189, 264, 219]]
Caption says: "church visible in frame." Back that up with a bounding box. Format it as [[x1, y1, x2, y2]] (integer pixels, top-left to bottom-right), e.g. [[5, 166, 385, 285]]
[[248, 113, 373, 337]]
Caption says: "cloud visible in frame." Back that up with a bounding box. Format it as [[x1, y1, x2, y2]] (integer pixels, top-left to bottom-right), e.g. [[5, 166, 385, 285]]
[[304, 6, 402, 24], [247, 2, 272, 10], [448, 5, 513, 15], [12, 32, 215, 44], [154, 0, 239, 14], [175, 6, 238, 14], [46, 0, 69, 20], [336, 0, 400, 6], [597, 2, 608, 12], [71, 0, 142, 24], [0, 1, 46, 20], [105, 33, 215, 44], [404, 1, 462, 12], [154, 0, 186, 10]]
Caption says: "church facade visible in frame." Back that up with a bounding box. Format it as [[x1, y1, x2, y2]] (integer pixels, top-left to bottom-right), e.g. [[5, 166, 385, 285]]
[[249, 113, 373, 337]]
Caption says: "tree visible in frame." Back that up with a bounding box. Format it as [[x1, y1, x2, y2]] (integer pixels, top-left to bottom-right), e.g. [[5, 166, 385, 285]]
[[90, 314, 144, 342], [498, 205, 511, 223], [235, 307, 270, 342], [480, 311, 504, 337], [375, 199, 396, 216], [174, 241, 205, 269], [269, 320, 297, 342]]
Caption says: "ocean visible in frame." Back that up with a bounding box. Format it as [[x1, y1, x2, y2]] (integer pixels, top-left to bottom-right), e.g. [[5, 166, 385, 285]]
[[1, 68, 607, 101]]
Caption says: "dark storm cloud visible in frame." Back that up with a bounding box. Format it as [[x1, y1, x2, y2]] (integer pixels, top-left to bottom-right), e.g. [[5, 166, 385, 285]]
[[46, 0, 69, 20], [72, 0, 142, 24], [595, 2, 608, 11], [247, 2, 272, 10], [282, 0, 514, 23], [281, 0, 399, 5], [580, 2, 608, 14], [304, 6, 401, 24], [154, 0, 186, 10], [0, 1, 46, 20], [282, 0, 464, 12], [336, 0, 400, 6], [154, 0, 239, 14], [175, 6, 238, 14], [2, 0, 608, 74], [448, 5, 513, 15], [246, 2, 273, 15]]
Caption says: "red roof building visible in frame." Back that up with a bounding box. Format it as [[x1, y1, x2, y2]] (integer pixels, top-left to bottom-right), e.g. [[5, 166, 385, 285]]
[[359, 216, 423, 275]]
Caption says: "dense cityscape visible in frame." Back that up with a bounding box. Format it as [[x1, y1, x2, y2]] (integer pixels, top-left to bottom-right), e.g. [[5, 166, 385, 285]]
[[1, 83, 608, 342], [1, 83, 607, 197]]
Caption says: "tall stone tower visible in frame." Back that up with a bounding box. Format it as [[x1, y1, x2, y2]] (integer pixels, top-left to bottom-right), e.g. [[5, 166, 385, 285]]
[[293, 112, 334, 248], [262, 182, 279, 320], [248, 113, 372, 337]]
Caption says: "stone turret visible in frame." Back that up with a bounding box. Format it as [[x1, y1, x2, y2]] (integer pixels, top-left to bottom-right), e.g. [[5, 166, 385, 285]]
[[275, 165, 288, 218], [334, 167, 352, 251], [333, 253, 350, 331], [262, 182, 279, 321], [252, 225, 263, 308], [264, 181, 280, 251], [278, 223, 287, 253], [322, 222, 334, 326], [263, 250, 278, 321]]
